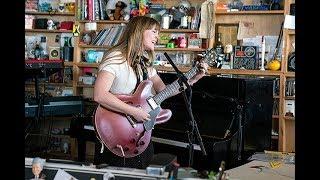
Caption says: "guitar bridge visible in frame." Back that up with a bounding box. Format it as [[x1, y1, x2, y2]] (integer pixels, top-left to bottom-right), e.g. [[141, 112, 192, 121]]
[[147, 97, 158, 110]]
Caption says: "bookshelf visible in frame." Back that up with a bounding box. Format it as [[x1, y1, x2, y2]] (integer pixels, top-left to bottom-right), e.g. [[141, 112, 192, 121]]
[[73, 0, 208, 98], [71, 0, 293, 152], [25, 7, 76, 97], [25, 0, 294, 153], [278, 0, 295, 152], [153, 0, 290, 152], [24, 1, 77, 160]]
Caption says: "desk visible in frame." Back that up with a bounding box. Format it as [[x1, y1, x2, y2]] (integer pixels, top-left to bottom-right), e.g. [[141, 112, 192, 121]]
[[225, 160, 295, 180]]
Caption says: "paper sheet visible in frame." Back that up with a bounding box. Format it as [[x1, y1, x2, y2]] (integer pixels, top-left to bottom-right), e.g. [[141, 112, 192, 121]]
[[284, 15, 295, 30], [53, 169, 78, 180]]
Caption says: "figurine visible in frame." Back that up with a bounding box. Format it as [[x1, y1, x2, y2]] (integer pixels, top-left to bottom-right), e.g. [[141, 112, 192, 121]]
[[169, 0, 191, 28], [58, 3, 65, 12], [107, 1, 128, 20], [31, 157, 46, 180], [47, 19, 54, 30], [178, 36, 187, 48]]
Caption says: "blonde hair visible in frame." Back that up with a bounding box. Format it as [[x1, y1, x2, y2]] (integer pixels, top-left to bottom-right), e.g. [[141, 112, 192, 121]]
[[99, 16, 160, 70]]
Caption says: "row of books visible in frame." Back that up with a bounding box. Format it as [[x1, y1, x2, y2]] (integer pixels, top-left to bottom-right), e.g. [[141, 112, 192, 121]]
[[273, 99, 279, 115], [90, 25, 126, 46], [273, 78, 280, 96], [285, 79, 295, 96], [78, 0, 108, 20]]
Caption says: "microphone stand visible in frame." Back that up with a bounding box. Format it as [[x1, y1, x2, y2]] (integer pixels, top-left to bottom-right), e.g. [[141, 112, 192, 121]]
[[164, 52, 207, 167]]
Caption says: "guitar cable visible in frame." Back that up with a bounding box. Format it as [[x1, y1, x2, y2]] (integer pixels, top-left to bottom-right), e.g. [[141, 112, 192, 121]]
[[116, 144, 125, 157]]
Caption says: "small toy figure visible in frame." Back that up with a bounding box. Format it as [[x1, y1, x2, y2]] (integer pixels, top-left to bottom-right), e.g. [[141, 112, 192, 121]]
[[47, 19, 54, 30], [108, 1, 128, 20], [178, 36, 187, 48], [31, 157, 46, 180]]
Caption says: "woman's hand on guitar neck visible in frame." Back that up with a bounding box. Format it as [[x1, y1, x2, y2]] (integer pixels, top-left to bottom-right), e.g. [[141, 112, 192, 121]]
[[188, 61, 208, 86], [129, 106, 151, 122]]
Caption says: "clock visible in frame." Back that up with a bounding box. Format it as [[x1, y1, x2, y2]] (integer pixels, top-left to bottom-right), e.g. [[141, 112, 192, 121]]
[[49, 46, 60, 60], [244, 46, 256, 58], [288, 52, 295, 71]]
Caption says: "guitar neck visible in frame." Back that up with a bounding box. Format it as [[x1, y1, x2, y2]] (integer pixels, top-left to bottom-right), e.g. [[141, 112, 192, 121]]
[[153, 66, 198, 105]]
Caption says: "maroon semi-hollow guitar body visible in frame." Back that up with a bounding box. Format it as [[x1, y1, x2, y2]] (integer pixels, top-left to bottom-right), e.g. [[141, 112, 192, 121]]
[[93, 80, 172, 158]]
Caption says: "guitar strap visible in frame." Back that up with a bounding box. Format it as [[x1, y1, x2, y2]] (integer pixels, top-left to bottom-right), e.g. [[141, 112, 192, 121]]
[[134, 57, 149, 91]]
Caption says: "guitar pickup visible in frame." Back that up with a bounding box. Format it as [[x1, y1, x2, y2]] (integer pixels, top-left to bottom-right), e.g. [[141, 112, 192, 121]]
[[146, 97, 158, 110], [125, 115, 137, 128]]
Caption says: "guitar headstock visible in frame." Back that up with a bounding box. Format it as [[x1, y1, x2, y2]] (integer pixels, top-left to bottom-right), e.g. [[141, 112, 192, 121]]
[[204, 48, 217, 67], [198, 48, 224, 68]]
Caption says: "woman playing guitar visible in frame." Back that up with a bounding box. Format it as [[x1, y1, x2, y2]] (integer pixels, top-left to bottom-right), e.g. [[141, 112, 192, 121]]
[[93, 16, 208, 169]]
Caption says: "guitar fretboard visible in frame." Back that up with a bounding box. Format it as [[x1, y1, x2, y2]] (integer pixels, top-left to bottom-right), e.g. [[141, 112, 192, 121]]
[[153, 66, 198, 105]]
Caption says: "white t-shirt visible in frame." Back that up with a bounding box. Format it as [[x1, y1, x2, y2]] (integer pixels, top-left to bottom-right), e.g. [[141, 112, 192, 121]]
[[99, 51, 157, 95]]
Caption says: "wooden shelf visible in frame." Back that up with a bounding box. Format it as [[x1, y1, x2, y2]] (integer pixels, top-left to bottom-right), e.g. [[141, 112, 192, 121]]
[[76, 62, 99, 67], [78, 44, 111, 49], [77, 84, 94, 88], [272, 115, 279, 119], [156, 66, 283, 76], [25, 29, 73, 33], [155, 66, 192, 73], [160, 29, 199, 33], [64, 61, 73, 66], [285, 96, 295, 100], [285, 72, 295, 77], [287, 29, 295, 35], [78, 20, 128, 24], [284, 116, 295, 120], [155, 48, 205, 51], [23, 0, 294, 153], [25, 82, 73, 86], [208, 68, 282, 76], [215, 10, 284, 15], [25, 11, 75, 16]]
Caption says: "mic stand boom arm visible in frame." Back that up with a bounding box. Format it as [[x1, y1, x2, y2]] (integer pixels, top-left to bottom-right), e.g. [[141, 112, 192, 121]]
[[164, 53, 207, 167]]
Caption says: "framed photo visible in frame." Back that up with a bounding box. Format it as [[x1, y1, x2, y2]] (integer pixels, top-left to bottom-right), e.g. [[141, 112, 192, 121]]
[[84, 50, 104, 63], [187, 33, 202, 48], [25, 0, 38, 11], [215, 23, 239, 46]]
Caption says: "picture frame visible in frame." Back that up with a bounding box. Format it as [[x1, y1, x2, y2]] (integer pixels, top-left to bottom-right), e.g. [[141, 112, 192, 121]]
[[215, 23, 239, 47], [187, 33, 202, 48]]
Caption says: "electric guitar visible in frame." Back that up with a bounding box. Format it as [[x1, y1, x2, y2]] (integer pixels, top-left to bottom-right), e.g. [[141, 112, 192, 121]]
[[93, 51, 212, 158]]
